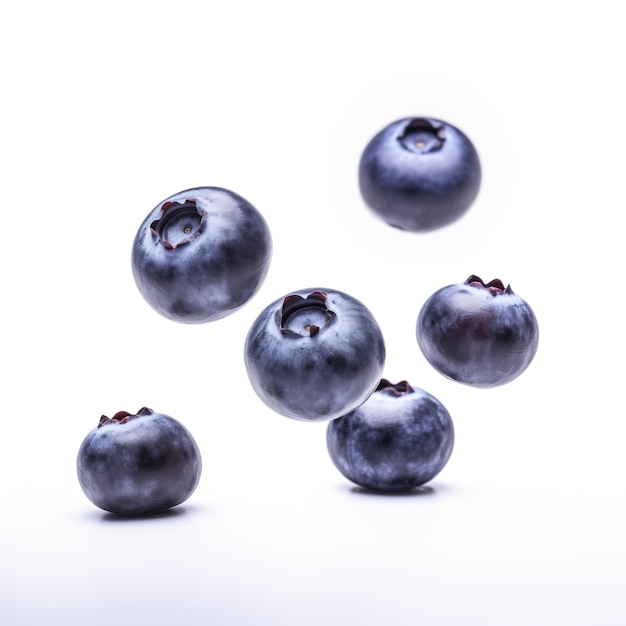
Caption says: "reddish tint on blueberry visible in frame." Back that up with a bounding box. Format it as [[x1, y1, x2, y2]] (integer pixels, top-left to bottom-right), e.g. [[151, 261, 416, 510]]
[[326, 379, 454, 492], [77, 408, 202, 516], [132, 186, 272, 323], [416, 275, 539, 388], [244, 288, 386, 422], [359, 117, 481, 232]]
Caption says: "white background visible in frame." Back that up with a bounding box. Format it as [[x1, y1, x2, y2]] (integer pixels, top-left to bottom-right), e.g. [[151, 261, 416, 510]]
[[1, 1, 624, 624]]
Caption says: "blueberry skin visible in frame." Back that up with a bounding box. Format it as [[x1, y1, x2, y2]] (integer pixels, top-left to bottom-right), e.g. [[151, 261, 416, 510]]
[[327, 379, 454, 492], [77, 408, 202, 516], [244, 288, 386, 422], [132, 186, 272, 323], [416, 275, 539, 388], [359, 117, 481, 232]]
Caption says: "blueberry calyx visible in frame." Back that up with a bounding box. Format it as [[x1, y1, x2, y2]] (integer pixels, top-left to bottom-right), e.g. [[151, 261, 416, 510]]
[[98, 406, 154, 428], [376, 378, 414, 395], [280, 291, 336, 338], [149, 199, 205, 250], [397, 118, 446, 154], [465, 274, 513, 296]]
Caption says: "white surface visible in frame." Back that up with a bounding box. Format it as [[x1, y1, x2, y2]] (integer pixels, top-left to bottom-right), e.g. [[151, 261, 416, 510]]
[[1, 2, 624, 624]]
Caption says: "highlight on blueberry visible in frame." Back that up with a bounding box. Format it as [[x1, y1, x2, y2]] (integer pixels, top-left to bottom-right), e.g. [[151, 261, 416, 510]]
[[131, 186, 272, 323], [326, 379, 454, 492], [416, 275, 539, 388], [244, 288, 386, 422], [358, 117, 481, 232], [77, 407, 202, 516]]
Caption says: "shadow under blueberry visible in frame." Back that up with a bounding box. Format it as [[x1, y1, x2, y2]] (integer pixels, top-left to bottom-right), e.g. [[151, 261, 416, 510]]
[[99, 504, 197, 522], [349, 484, 436, 497]]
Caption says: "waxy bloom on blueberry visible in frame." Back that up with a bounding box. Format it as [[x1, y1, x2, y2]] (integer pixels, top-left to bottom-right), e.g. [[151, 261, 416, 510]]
[[359, 117, 481, 232], [327, 379, 454, 492], [416, 275, 539, 388], [244, 288, 386, 422], [77, 407, 202, 516], [132, 186, 272, 323]]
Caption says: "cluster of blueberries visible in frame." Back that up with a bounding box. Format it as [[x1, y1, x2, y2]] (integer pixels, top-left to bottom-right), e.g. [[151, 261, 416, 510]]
[[77, 117, 539, 516]]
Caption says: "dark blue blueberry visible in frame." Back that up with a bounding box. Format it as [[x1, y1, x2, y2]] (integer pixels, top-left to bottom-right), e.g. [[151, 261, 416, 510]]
[[132, 186, 272, 323], [244, 288, 386, 422], [359, 117, 481, 232], [77, 407, 202, 516], [416, 275, 539, 388], [326, 379, 454, 491]]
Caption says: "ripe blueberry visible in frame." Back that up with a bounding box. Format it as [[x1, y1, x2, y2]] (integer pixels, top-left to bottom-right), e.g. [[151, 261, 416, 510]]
[[358, 117, 481, 232], [132, 186, 272, 323], [416, 275, 539, 388], [326, 379, 454, 492], [77, 407, 202, 516], [244, 288, 386, 422]]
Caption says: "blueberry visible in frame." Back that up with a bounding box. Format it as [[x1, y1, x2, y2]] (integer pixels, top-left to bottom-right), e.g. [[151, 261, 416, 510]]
[[326, 379, 454, 492], [132, 186, 272, 323], [358, 117, 481, 232], [77, 407, 202, 516], [416, 275, 539, 388], [244, 288, 386, 422]]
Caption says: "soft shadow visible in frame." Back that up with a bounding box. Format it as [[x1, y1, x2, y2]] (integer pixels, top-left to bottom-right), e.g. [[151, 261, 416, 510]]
[[99, 504, 200, 523], [349, 484, 436, 497]]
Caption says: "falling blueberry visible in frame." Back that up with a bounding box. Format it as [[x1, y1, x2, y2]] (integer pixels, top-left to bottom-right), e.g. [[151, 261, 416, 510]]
[[359, 117, 481, 232], [416, 275, 539, 388], [132, 186, 272, 323], [244, 288, 386, 422]]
